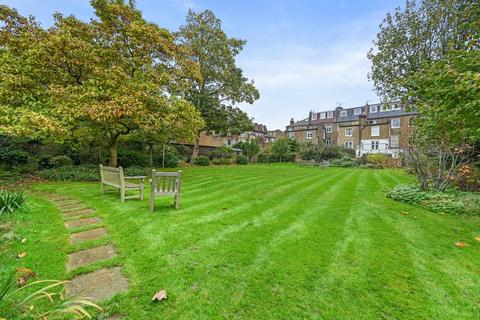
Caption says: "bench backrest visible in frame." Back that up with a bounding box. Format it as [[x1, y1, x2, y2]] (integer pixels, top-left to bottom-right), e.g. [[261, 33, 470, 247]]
[[100, 165, 124, 188], [151, 170, 182, 194]]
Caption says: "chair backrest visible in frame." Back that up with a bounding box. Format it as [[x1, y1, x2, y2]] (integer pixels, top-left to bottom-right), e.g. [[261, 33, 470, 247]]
[[100, 165, 124, 188], [151, 170, 182, 194], [322, 160, 330, 166]]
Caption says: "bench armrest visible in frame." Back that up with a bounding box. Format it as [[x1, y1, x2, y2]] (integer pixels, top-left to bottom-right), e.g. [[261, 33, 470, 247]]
[[124, 176, 147, 180]]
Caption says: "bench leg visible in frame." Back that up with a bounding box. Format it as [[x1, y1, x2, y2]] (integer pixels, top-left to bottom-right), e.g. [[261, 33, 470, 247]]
[[101, 183, 105, 194], [175, 193, 180, 209], [140, 186, 144, 201], [121, 189, 125, 202], [150, 190, 154, 212]]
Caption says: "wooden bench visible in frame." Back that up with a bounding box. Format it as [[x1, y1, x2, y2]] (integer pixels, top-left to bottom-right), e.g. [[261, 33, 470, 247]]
[[320, 160, 330, 168], [150, 170, 182, 211], [296, 159, 316, 166], [99, 165, 146, 202]]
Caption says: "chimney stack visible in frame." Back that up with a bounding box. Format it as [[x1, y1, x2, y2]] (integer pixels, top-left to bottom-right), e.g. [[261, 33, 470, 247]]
[[290, 118, 294, 125]]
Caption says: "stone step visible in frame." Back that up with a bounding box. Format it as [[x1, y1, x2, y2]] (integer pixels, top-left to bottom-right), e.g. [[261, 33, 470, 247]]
[[65, 217, 102, 229], [70, 228, 108, 245], [61, 206, 88, 213], [67, 245, 117, 271], [65, 267, 128, 302], [64, 208, 96, 218]]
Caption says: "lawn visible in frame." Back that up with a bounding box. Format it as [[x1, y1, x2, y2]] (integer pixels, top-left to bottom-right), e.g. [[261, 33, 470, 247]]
[[2, 164, 480, 319]]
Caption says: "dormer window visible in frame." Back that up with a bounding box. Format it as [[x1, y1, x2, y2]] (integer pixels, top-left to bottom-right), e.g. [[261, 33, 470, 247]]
[[369, 105, 378, 113], [354, 108, 362, 115], [311, 112, 317, 120], [320, 112, 326, 119], [340, 110, 347, 117], [380, 104, 391, 112], [327, 111, 334, 118]]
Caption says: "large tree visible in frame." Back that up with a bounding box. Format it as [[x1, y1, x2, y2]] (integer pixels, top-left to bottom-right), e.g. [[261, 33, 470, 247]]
[[0, 1, 204, 167], [176, 10, 259, 158], [367, 0, 478, 101]]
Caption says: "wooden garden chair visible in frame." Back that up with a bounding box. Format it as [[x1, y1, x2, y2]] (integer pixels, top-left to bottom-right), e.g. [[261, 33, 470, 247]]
[[99, 165, 146, 202], [150, 170, 182, 212]]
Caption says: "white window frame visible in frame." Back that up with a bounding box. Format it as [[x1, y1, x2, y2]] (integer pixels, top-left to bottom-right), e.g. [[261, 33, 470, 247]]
[[345, 128, 353, 137], [320, 112, 326, 119], [288, 131, 294, 138], [325, 125, 332, 133], [340, 110, 347, 117], [325, 139, 331, 146], [371, 125, 380, 137], [392, 103, 401, 110], [371, 141, 379, 150], [390, 135, 400, 148], [345, 141, 353, 149], [391, 118, 400, 128], [311, 112, 317, 120], [306, 131, 313, 139], [369, 105, 378, 113], [354, 108, 362, 115], [327, 111, 334, 118], [380, 104, 391, 112]]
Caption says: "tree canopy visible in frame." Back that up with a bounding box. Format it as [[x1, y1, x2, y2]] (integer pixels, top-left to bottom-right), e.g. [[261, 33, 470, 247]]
[[176, 9, 259, 157], [0, 1, 204, 166]]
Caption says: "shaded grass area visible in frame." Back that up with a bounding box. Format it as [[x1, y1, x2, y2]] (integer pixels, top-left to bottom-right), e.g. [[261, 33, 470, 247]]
[[3, 164, 480, 319]]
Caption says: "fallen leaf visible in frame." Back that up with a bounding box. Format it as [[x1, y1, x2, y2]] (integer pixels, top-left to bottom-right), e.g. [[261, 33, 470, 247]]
[[21, 238, 27, 243], [17, 267, 35, 276], [413, 216, 418, 220], [17, 252, 27, 258], [17, 276, 27, 287], [455, 242, 469, 248], [152, 290, 167, 302], [401, 211, 408, 215], [475, 236, 480, 242]]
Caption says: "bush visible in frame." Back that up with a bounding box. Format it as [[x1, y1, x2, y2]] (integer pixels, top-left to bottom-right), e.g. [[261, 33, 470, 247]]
[[330, 156, 358, 167], [319, 145, 346, 160], [387, 184, 480, 215], [236, 155, 248, 165], [0, 149, 31, 167], [162, 153, 179, 168], [212, 158, 232, 165], [117, 149, 148, 167], [210, 146, 234, 160], [48, 155, 73, 167], [193, 156, 209, 166], [366, 154, 389, 166], [0, 190, 26, 214], [39, 164, 100, 182], [359, 163, 381, 169]]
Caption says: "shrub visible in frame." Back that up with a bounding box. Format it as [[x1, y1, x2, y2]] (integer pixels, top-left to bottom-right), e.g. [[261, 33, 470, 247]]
[[117, 149, 148, 167], [236, 155, 248, 165], [162, 153, 179, 168], [387, 184, 480, 215], [212, 158, 232, 165], [319, 145, 345, 160], [0, 149, 31, 167], [210, 146, 234, 160], [0, 190, 26, 214], [48, 155, 73, 167], [330, 156, 358, 167], [39, 164, 100, 182], [193, 156, 209, 166], [386, 184, 428, 204], [359, 163, 380, 169], [366, 154, 389, 166]]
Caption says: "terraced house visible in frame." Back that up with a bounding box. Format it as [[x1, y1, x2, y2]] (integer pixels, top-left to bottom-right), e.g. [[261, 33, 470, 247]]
[[286, 102, 417, 157]]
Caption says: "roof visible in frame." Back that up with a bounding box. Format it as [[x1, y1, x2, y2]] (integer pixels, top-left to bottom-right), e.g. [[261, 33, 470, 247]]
[[335, 106, 365, 122], [366, 103, 418, 119], [253, 123, 268, 133]]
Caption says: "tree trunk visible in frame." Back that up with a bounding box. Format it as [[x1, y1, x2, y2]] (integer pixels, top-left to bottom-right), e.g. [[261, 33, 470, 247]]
[[108, 137, 119, 167], [148, 144, 154, 171], [192, 131, 201, 160]]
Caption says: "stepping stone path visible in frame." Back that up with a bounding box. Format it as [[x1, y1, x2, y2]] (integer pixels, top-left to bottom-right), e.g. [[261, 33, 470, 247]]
[[29, 190, 129, 306]]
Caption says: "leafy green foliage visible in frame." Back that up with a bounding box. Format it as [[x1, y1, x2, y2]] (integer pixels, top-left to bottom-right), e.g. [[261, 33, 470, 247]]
[[193, 156, 209, 166], [177, 10, 259, 157], [387, 184, 480, 215], [366, 154, 388, 166], [236, 155, 248, 165], [368, 0, 478, 101], [330, 156, 359, 167], [48, 155, 73, 168], [0, 269, 101, 319], [0, 190, 25, 214], [39, 164, 148, 181]]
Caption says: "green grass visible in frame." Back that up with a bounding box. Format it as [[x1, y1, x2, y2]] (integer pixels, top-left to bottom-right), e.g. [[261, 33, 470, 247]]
[[2, 164, 480, 319]]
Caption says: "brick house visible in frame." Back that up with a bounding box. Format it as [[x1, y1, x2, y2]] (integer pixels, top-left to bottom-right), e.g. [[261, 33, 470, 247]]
[[286, 102, 417, 157]]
